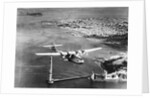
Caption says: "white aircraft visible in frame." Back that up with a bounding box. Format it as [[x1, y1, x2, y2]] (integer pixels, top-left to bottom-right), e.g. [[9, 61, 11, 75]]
[[36, 44, 102, 64]]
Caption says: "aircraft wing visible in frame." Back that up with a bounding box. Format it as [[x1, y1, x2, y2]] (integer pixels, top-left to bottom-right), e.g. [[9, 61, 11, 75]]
[[35, 47, 102, 56], [83, 47, 102, 53], [67, 47, 102, 55], [43, 44, 62, 48], [35, 52, 61, 56]]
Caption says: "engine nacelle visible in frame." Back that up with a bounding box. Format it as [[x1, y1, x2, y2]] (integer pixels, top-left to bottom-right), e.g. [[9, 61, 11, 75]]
[[76, 50, 86, 57]]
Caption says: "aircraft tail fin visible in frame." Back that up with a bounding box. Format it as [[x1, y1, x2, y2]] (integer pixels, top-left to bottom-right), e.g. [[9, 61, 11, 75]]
[[42, 43, 62, 52]]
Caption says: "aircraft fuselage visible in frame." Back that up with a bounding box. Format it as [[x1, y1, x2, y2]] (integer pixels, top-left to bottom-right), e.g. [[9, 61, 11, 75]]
[[63, 54, 84, 64]]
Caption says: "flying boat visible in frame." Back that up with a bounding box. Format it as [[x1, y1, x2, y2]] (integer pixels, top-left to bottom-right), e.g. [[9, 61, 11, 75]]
[[36, 43, 102, 64], [35, 43, 102, 84]]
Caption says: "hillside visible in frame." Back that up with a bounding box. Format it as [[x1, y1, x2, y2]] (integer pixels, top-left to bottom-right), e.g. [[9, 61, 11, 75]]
[[54, 16, 128, 50], [56, 17, 128, 36]]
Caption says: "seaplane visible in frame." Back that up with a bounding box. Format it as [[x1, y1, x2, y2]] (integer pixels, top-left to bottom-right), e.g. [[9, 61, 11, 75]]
[[35, 43, 102, 84], [35, 43, 102, 64]]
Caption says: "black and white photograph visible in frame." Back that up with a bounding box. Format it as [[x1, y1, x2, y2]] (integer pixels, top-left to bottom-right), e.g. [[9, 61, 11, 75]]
[[15, 7, 128, 88]]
